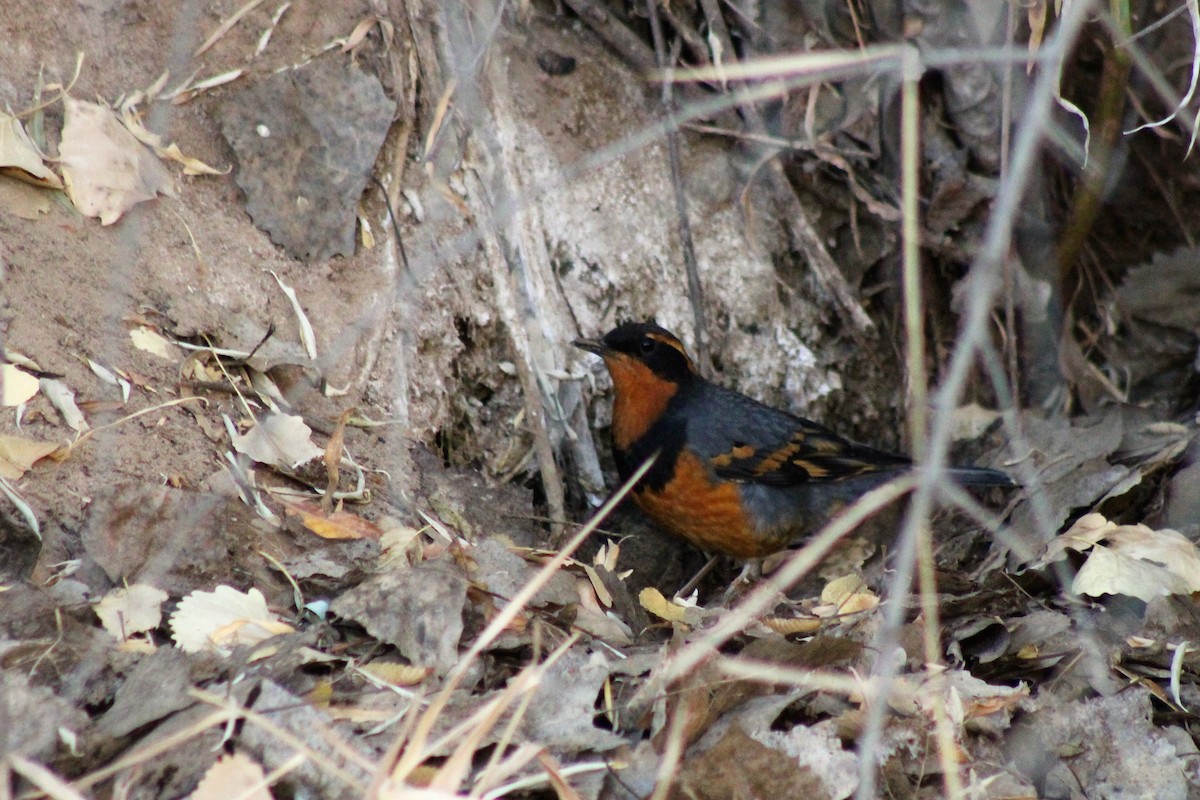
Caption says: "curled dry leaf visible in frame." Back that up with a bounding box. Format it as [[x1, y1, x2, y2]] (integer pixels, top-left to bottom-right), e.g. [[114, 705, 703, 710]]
[[118, 105, 228, 176], [94, 583, 168, 640], [638, 586, 689, 623], [59, 97, 176, 225], [1038, 512, 1200, 602], [283, 497, 383, 540], [170, 585, 294, 655], [39, 378, 88, 432], [813, 574, 879, 617], [359, 661, 431, 687]]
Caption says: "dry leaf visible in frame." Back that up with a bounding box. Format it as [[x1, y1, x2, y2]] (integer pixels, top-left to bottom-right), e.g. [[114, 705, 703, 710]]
[[639, 587, 689, 623], [322, 408, 352, 512], [190, 752, 273, 800], [170, 585, 294, 655], [0, 177, 52, 219], [284, 498, 383, 540], [0, 110, 62, 188], [59, 97, 176, 225], [0, 433, 59, 480], [38, 378, 88, 432], [359, 661, 431, 687], [814, 574, 879, 616], [231, 412, 323, 470], [1039, 513, 1200, 601], [1, 364, 40, 406], [129, 325, 182, 360], [94, 584, 168, 640]]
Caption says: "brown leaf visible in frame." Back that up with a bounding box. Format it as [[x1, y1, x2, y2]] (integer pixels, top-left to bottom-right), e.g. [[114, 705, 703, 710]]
[[670, 726, 826, 800], [284, 498, 383, 541]]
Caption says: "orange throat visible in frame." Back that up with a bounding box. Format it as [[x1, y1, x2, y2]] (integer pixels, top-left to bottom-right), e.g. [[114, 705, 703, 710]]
[[604, 354, 678, 451]]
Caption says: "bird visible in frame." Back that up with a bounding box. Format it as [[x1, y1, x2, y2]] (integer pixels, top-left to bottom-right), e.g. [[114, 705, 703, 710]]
[[574, 321, 1012, 560]]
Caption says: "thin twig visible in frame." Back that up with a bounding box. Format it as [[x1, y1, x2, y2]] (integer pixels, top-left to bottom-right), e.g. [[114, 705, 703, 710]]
[[646, 0, 710, 372]]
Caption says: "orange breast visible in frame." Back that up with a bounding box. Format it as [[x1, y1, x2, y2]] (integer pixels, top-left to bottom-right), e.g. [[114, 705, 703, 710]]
[[604, 353, 678, 451], [634, 450, 790, 558]]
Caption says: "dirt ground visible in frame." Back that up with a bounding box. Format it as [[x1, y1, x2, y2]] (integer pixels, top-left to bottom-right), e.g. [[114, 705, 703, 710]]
[[5, 1, 1200, 799]]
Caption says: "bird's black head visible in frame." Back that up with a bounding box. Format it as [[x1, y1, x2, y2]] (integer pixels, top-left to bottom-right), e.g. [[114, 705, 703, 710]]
[[575, 321, 696, 382]]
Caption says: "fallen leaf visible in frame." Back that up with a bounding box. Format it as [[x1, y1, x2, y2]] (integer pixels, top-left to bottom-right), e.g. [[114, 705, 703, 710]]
[[814, 574, 879, 617], [190, 752, 273, 800], [39, 378, 88, 432], [283, 498, 383, 540], [1, 364, 40, 406], [94, 584, 168, 640], [0, 110, 62, 189], [59, 97, 176, 225], [0, 433, 59, 480], [170, 585, 294, 655], [232, 412, 323, 470], [639, 587, 688, 623], [0, 176, 52, 219], [1040, 513, 1200, 601], [129, 325, 182, 360], [117, 105, 228, 177], [359, 661, 431, 687]]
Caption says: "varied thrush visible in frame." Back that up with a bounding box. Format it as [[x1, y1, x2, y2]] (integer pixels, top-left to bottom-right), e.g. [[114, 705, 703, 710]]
[[575, 322, 1012, 559]]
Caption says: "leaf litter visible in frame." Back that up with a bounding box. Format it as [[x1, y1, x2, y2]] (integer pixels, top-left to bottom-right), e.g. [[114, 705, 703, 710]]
[[8, 5, 1200, 800]]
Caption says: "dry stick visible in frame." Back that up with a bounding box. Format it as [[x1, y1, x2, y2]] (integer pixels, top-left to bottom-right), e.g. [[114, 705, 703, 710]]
[[852, 3, 1095, 798], [897, 44, 964, 800], [695, 0, 874, 334], [658, 4, 711, 67], [384, 456, 657, 784], [645, 0, 710, 372], [8, 755, 86, 800], [1055, 19, 1132, 324], [69, 709, 239, 791], [560, 0, 658, 71], [428, 634, 581, 791], [189, 691, 373, 791]]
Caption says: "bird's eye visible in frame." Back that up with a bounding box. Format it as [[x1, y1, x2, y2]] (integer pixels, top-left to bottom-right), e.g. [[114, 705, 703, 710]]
[[638, 337, 657, 355]]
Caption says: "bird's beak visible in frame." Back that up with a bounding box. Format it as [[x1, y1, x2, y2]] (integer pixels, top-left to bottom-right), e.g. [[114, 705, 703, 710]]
[[573, 338, 608, 356]]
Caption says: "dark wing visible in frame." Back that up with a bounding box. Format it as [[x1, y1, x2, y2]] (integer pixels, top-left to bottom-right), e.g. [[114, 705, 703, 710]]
[[683, 383, 911, 486]]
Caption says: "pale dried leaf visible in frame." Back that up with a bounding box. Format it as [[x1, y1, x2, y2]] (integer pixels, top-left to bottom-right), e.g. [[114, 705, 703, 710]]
[[94, 584, 168, 639], [0, 433, 59, 480], [170, 585, 294, 655], [0, 176, 53, 218], [0, 110, 62, 188], [117, 107, 228, 177], [39, 378, 88, 432], [231, 412, 323, 470], [129, 325, 182, 360], [359, 661, 430, 687], [1072, 532, 1200, 602], [190, 752, 274, 800], [2, 363, 40, 406], [268, 270, 317, 359], [1041, 513, 1200, 601], [59, 97, 175, 225]]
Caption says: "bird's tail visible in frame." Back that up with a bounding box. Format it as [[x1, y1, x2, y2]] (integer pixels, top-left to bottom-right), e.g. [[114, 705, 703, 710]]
[[946, 466, 1015, 487]]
